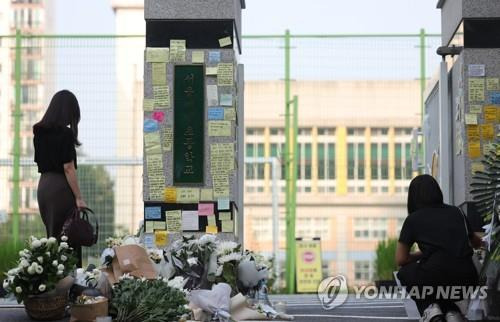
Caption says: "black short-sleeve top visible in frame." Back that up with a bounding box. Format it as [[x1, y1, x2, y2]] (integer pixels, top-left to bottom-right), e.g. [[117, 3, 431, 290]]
[[33, 126, 77, 174]]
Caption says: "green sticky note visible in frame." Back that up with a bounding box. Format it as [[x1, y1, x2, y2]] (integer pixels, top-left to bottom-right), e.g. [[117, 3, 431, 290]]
[[144, 98, 154, 111], [192, 51, 204, 64], [154, 221, 166, 230], [218, 211, 231, 221], [152, 62, 167, 85], [207, 215, 216, 226], [145, 221, 154, 233], [146, 47, 169, 62], [221, 220, 233, 233]]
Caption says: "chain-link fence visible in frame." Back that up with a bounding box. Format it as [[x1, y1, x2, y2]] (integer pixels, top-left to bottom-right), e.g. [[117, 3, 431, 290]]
[[0, 32, 442, 270]]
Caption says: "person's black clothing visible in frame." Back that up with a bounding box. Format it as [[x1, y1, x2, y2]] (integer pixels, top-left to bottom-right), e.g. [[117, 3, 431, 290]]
[[397, 204, 478, 314], [34, 126, 77, 173]]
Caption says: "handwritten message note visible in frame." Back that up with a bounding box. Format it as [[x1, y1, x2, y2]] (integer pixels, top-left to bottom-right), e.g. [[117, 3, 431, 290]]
[[484, 106, 497, 123], [466, 125, 480, 140], [161, 127, 173, 151], [221, 220, 234, 233], [155, 230, 168, 247], [154, 221, 166, 230], [206, 67, 218, 76], [208, 51, 221, 64], [182, 210, 199, 231], [166, 210, 182, 232], [169, 39, 186, 62], [200, 189, 213, 201], [146, 154, 164, 200], [145, 221, 154, 233], [211, 143, 235, 172], [146, 48, 169, 62], [191, 51, 204, 64], [465, 113, 478, 125], [220, 94, 232, 106], [224, 108, 236, 121], [208, 107, 225, 120], [198, 203, 214, 216], [154, 85, 170, 108], [208, 121, 231, 136], [486, 78, 499, 91], [152, 62, 167, 85], [469, 105, 482, 114], [207, 85, 218, 106], [144, 98, 154, 112], [176, 187, 200, 203], [218, 211, 231, 221], [217, 63, 233, 86], [217, 198, 230, 210], [145, 132, 162, 154], [212, 173, 229, 198], [469, 78, 485, 102], [480, 123, 495, 140], [218, 36, 232, 48], [164, 187, 177, 203], [206, 225, 218, 234], [468, 141, 481, 159], [145, 206, 161, 220]]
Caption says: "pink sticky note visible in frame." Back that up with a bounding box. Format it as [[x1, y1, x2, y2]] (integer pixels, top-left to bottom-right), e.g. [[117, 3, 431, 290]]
[[198, 203, 214, 216], [152, 111, 165, 122]]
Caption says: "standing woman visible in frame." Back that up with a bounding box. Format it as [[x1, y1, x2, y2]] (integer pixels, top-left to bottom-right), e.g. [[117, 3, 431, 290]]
[[33, 90, 87, 262]]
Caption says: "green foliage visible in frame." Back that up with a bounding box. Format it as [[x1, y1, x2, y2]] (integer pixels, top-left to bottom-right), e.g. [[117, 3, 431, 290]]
[[110, 278, 190, 322], [374, 238, 398, 281], [0, 240, 24, 292]]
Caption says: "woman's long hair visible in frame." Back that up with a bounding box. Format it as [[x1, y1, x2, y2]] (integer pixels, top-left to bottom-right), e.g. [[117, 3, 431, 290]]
[[33, 90, 81, 146], [407, 174, 444, 214]]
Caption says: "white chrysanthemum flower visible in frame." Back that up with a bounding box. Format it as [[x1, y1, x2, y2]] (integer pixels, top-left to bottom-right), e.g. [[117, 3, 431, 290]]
[[52, 260, 58, 267], [60, 255, 67, 262], [59, 242, 69, 249], [92, 268, 100, 275], [2, 279, 9, 289], [35, 266, 43, 274], [27, 266, 35, 275], [216, 241, 239, 256], [167, 276, 185, 290], [37, 256, 43, 264], [57, 264, 65, 271], [31, 240, 42, 248], [20, 259, 29, 268], [187, 257, 198, 266], [38, 284, 46, 292], [57, 270, 63, 276], [218, 252, 242, 264], [15, 286, 22, 293], [48, 237, 57, 244], [199, 234, 217, 245], [40, 238, 48, 244], [215, 265, 223, 276], [61, 236, 68, 242]]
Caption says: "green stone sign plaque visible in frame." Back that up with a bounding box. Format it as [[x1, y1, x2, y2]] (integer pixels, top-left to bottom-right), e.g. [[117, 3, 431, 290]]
[[173, 65, 204, 184]]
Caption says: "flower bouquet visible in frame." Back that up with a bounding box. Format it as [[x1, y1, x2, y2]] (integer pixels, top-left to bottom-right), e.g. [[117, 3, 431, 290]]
[[2, 235, 77, 320]]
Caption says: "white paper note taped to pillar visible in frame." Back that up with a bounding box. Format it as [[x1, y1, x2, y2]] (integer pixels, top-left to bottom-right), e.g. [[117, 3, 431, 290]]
[[176, 187, 200, 203], [152, 63, 167, 85], [207, 85, 218, 106], [169, 39, 186, 62], [210, 143, 235, 172], [208, 121, 231, 137], [144, 132, 162, 155], [182, 210, 199, 231], [166, 210, 182, 232], [146, 47, 169, 63], [217, 63, 233, 87], [153, 85, 170, 108], [161, 127, 173, 151]]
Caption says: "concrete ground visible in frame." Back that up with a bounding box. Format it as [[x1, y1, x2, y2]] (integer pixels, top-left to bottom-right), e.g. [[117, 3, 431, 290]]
[[0, 294, 418, 322]]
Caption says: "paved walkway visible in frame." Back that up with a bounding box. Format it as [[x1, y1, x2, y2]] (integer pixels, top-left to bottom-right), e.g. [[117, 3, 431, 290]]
[[0, 294, 418, 322]]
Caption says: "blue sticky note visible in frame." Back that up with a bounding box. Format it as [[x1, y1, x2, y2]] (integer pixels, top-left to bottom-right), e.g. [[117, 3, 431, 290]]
[[490, 92, 500, 104], [217, 198, 230, 210], [145, 206, 161, 219], [208, 107, 224, 120], [208, 51, 221, 64], [144, 119, 159, 133]]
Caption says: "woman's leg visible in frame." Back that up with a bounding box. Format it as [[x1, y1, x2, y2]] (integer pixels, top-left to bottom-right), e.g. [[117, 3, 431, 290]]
[[398, 262, 437, 315]]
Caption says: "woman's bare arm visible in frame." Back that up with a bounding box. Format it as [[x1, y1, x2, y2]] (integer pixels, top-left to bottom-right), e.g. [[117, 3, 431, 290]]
[[395, 242, 423, 266], [63, 161, 87, 208]]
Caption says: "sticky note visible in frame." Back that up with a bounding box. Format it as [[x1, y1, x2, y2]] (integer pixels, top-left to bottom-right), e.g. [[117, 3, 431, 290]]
[[468, 64, 485, 77], [207, 216, 216, 226], [166, 210, 181, 232], [154, 221, 166, 230], [490, 92, 500, 104], [206, 225, 218, 234], [144, 234, 154, 248], [484, 142, 495, 155], [192, 51, 204, 64], [145, 206, 161, 220], [480, 123, 495, 140], [468, 141, 481, 159], [152, 62, 167, 85], [198, 203, 215, 216], [169, 39, 186, 62], [465, 113, 477, 125], [208, 107, 225, 120], [469, 78, 485, 102], [208, 51, 221, 64], [164, 187, 177, 203], [155, 230, 168, 247], [146, 48, 169, 62], [211, 143, 234, 172], [207, 85, 218, 106], [217, 63, 234, 87], [144, 98, 155, 111], [221, 220, 233, 233], [147, 155, 164, 200], [217, 198, 230, 210], [213, 173, 230, 198], [176, 187, 200, 203], [471, 162, 485, 174], [466, 125, 480, 140], [161, 127, 173, 152], [153, 85, 170, 108], [144, 132, 162, 155], [182, 210, 199, 231], [218, 36, 232, 48], [145, 221, 154, 233], [469, 105, 482, 114], [218, 211, 231, 221], [220, 94, 232, 106], [206, 67, 218, 76], [484, 106, 497, 123], [200, 189, 213, 201], [224, 108, 236, 121], [487, 78, 500, 91], [208, 121, 231, 136], [144, 119, 159, 133]]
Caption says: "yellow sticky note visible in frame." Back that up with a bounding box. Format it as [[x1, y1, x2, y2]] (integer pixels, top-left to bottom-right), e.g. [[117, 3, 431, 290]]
[[200, 188, 213, 201], [206, 225, 218, 234], [192, 51, 204, 64], [218, 36, 232, 48], [221, 220, 233, 233], [154, 221, 166, 230], [166, 210, 182, 232], [176, 187, 200, 203], [224, 108, 236, 121], [210, 143, 235, 172], [206, 67, 218, 76], [471, 162, 485, 174], [468, 141, 481, 159], [152, 62, 167, 85], [486, 78, 499, 91], [480, 123, 495, 140], [207, 216, 216, 226], [208, 121, 231, 137], [465, 113, 477, 125], [144, 132, 162, 154], [144, 98, 155, 112], [145, 221, 154, 233], [164, 187, 177, 203], [217, 63, 234, 86], [466, 125, 480, 140], [469, 105, 482, 114], [155, 230, 168, 247], [469, 78, 485, 102], [484, 106, 497, 123], [218, 211, 231, 221], [212, 173, 230, 198], [146, 47, 169, 62], [153, 85, 170, 108]]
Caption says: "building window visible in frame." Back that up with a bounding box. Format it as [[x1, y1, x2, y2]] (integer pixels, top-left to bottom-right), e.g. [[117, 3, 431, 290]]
[[318, 127, 336, 136], [354, 217, 387, 240], [381, 143, 389, 179], [304, 143, 312, 180], [347, 143, 365, 180], [395, 143, 402, 180], [328, 143, 335, 179], [270, 143, 285, 180], [354, 261, 373, 282], [405, 143, 412, 179]]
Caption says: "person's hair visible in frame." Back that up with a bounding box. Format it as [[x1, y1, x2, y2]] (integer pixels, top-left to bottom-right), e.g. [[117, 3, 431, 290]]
[[33, 90, 81, 146], [407, 174, 444, 214]]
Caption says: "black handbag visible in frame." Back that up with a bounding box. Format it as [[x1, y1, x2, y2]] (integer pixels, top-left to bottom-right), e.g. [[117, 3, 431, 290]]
[[61, 207, 98, 247]]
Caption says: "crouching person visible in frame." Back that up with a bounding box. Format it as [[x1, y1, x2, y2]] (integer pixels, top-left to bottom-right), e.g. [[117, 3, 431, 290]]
[[396, 175, 482, 322]]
